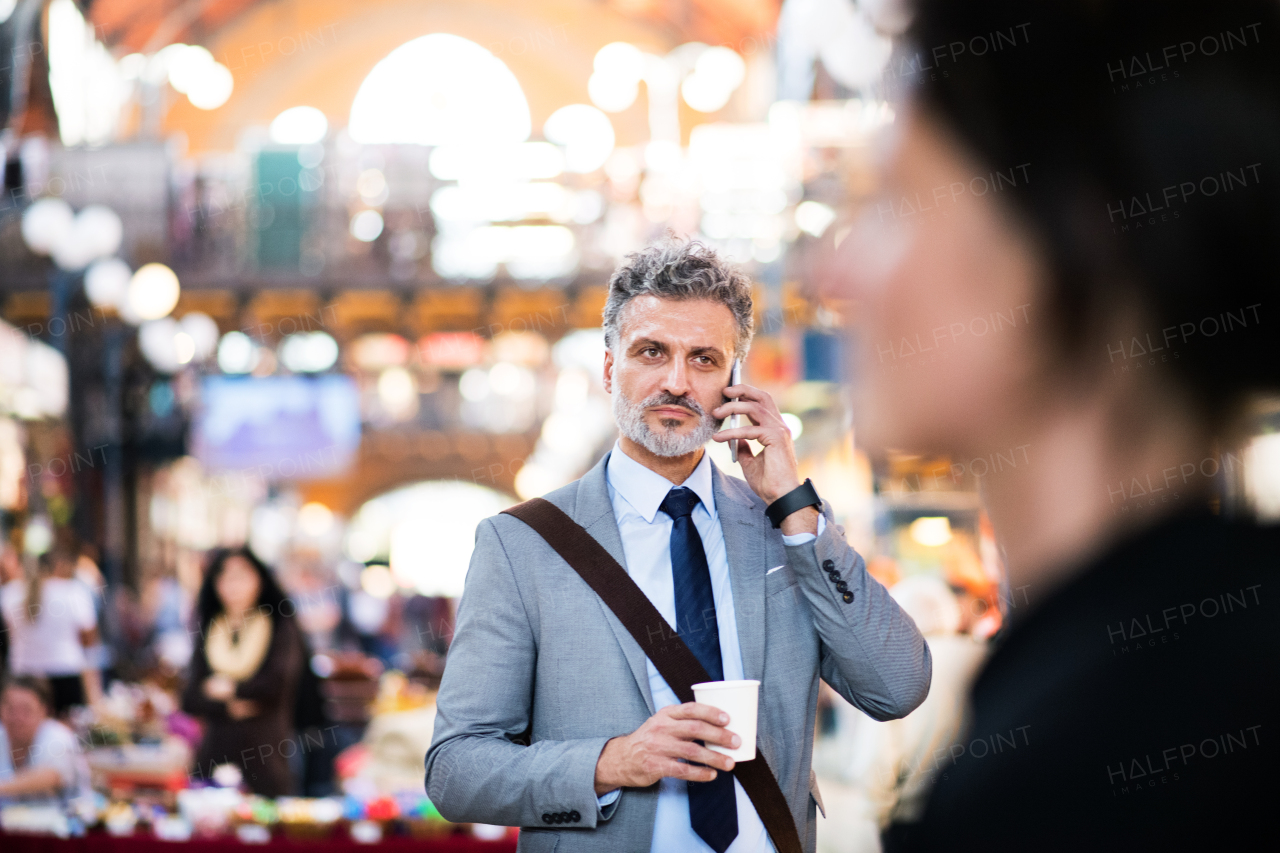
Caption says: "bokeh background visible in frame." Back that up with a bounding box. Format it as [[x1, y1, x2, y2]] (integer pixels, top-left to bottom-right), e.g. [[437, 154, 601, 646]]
[[0, 1, 1277, 850]]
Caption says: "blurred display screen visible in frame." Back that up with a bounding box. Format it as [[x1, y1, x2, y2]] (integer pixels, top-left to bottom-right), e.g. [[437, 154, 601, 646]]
[[192, 376, 361, 478]]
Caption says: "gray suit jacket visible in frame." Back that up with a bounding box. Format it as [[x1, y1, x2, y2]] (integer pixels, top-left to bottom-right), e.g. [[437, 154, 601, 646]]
[[425, 454, 931, 852]]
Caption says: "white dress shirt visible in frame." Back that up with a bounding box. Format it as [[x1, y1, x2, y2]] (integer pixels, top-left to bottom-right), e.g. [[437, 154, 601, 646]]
[[599, 443, 820, 853]]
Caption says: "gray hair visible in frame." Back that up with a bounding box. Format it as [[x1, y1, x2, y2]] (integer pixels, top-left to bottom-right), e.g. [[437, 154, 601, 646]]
[[603, 237, 754, 359]]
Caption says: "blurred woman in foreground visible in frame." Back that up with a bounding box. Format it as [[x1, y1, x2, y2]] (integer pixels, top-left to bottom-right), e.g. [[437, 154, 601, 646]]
[[182, 548, 303, 796], [836, 1, 1279, 849]]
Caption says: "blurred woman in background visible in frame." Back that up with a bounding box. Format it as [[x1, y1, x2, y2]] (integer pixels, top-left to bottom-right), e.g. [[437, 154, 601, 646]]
[[0, 675, 91, 806], [835, 0, 1279, 849], [182, 548, 303, 796], [0, 546, 101, 716]]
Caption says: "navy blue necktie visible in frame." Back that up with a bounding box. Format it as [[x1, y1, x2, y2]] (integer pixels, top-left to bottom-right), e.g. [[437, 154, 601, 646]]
[[660, 487, 738, 853]]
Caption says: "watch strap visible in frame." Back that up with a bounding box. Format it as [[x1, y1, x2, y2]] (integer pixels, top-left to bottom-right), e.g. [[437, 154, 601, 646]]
[[765, 478, 822, 528]]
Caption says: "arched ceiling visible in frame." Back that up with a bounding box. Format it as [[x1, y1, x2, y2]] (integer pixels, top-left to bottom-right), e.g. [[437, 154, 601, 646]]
[[89, 0, 781, 152]]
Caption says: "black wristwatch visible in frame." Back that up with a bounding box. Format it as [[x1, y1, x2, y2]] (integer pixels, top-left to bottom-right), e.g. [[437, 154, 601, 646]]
[[765, 478, 822, 529]]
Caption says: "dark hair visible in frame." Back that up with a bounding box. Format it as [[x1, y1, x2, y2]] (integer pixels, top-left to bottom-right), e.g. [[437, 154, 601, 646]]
[[604, 236, 755, 359], [906, 0, 1280, 425], [1, 674, 53, 712], [195, 547, 293, 636]]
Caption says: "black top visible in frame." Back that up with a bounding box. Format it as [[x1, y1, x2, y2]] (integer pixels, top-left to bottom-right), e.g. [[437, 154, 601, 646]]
[[899, 511, 1278, 852]]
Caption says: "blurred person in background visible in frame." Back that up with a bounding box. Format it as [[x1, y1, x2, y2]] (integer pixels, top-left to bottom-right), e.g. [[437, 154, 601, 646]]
[[0, 675, 91, 806], [182, 547, 303, 796], [851, 578, 986, 849], [74, 545, 115, 692], [835, 0, 1279, 848], [819, 577, 986, 853], [140, 562, 195, 672], [0, 546, 102, 716], [0, 544, 21, 680]]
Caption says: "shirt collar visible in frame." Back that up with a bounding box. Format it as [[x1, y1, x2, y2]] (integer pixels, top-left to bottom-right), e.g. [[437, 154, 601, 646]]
[[606, 441, 717, 524]]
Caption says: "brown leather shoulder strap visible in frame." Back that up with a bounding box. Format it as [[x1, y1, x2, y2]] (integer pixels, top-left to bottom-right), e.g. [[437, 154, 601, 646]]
[[502, 497, 803, 853]]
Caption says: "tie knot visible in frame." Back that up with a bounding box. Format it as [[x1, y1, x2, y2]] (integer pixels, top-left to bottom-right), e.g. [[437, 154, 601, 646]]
[[660, 487, 701, 520]]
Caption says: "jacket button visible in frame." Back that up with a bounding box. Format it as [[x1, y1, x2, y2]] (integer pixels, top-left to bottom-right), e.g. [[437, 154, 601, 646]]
[[570, 810, 581, 822], [542, 813, 552, 824], [822, 559, 835, 571], [835, 581, 848, 593], [842, 591, 854, 603]]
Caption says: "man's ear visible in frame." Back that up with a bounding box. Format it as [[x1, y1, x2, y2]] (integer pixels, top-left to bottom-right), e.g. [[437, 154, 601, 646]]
[[602, 349, 614, 394]]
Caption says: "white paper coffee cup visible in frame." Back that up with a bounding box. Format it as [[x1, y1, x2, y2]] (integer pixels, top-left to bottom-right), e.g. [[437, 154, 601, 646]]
[[692, 679, 759, 762]]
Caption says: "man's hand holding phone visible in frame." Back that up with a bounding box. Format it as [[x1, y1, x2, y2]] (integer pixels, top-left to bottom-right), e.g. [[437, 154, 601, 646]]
[[712, 371, 819, 536]]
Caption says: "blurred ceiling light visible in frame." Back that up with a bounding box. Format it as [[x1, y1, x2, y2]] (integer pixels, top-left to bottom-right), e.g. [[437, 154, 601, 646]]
[[269, 106, 329, 144], [138, 318, 184, 373], [357, 168, 388, 204], [681, 46, 745, 113], [180, 312, 220, 361], [488, 362, 530, 396], [428, 142, 563, 184], [595, 41, 646, 80], [795, 200, 838, 237], [780, 412, 804, 440], [345, 527, 380, 564], [84, 257, 131, 308], [0, 0, 16, 25], [539, 412, 582, 455], [909, 516, 953, 548], [126, 263, 180, 322], [514, 461, 558, 500], [166, 44, 214, 94], [349, 33, 530, 145], [554, 368, 590, 408], [23, 516, 53, 556], [377, 367, 419, 419], [589, 72, 640, 114], [430, 182, 571, 223], [432, 224, 576, 281], [49, 204, 124, 271], [572, 189, 604, 224], [279, 331, 339, 373], [458, 368, 490, 402], [298, 502, 335, 537], [174, 331, 196, 365], [350, 209, 385, 242], [217, 331, 259, 374], [544, 104, 616, 173], [360, 564, 396, 599], [47, 0, 122, 147], [20, 197, 74, 255], [185, 60, 234, 110], [589, 42, 644, 113], [117, 52, 146, 81], [351, 333, 410, 370]]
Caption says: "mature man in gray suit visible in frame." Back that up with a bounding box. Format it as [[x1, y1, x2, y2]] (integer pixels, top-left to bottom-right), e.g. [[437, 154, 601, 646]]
[[425, 238, 931, 853]]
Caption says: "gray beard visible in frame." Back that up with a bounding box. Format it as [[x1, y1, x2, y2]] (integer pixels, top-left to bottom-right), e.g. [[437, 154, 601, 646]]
[[613, 389, 723, 458]]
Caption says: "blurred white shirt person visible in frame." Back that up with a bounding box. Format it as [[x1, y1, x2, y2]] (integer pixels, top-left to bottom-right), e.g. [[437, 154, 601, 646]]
[[0, 548, 101, 715]]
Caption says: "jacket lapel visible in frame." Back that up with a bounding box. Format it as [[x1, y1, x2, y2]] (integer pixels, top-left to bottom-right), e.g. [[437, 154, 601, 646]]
[[712, 465, 767, 683], [572, 453, 658, 715]]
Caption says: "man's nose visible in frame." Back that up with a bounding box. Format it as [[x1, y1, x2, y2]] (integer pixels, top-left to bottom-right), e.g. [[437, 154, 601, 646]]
[[660, 358, 690, 396]]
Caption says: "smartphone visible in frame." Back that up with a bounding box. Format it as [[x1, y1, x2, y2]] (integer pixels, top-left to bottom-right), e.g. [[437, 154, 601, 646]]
[[728, 359, 742, 464]]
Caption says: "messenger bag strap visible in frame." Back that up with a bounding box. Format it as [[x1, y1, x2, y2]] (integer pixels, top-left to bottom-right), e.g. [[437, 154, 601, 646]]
[[501, 497, 804, 853]]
